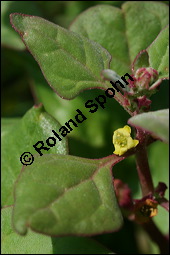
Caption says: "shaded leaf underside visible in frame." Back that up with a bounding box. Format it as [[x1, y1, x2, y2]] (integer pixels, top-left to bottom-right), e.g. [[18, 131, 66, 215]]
[[128, 109, 169, 143]]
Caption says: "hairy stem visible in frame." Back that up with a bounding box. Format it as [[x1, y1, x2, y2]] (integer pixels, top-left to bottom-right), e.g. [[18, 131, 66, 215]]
[[143, 220, 169, 254]]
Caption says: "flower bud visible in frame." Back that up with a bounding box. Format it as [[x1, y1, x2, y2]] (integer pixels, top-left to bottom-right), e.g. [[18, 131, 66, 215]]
[[134, 67, 159, 90]]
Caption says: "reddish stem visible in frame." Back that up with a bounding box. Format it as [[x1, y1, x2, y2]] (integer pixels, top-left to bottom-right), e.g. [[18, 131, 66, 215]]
[[135, 144, 154, 196], [134, 130, 169, 253]]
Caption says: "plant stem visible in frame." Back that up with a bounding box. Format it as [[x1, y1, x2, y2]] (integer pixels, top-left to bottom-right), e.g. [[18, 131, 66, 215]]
[[135, 130, 154, 196], [135, 130, 169, 253], [143, 220, 169, 254], [135, 146, 154, 196]]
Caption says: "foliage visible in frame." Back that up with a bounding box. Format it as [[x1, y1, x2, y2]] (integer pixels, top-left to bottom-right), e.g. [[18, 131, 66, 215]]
[[1, 1, 169, 254]]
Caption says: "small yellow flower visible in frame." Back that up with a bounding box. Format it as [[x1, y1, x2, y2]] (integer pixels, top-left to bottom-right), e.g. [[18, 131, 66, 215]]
[[113, 125, 139, 156]]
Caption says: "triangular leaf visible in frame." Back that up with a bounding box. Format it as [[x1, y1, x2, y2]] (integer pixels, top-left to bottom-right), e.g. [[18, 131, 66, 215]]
[[13, 154, 123, 236], [10, 13, 111, 99]]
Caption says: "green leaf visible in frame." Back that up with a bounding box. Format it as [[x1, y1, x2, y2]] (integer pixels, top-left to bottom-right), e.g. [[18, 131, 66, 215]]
[[1, 1, 42, 50], [122, 2, 168, 62], [1, 118, 20, 130], [70, 2, 169, 75], [133, 26, 169, 78], [1, 206, 53, 254], [10, 13, 111, 99], [1, 105, 68, 207], [13, 154, 123, 236], [147, 26, 169, 78], [132, 51, 150, 71], [2, 207, 114, 254], [128, 109, 169, 143], [70, 4, 130, 75]]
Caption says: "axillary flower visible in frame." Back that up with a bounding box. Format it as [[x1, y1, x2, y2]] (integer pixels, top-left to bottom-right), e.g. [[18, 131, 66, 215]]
[[134, 198, 158, 223], [113, 125, 139, 156]]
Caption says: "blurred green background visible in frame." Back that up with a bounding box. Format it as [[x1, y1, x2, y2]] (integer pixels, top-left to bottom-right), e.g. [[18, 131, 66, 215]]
[[1, 1, 169, 254]]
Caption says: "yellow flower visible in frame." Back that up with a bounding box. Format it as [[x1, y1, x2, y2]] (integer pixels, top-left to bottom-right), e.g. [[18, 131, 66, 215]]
[[113, 125, 139, 156]]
